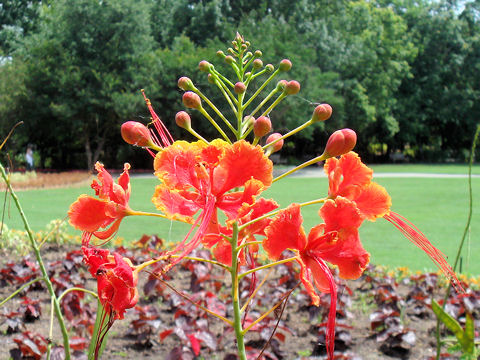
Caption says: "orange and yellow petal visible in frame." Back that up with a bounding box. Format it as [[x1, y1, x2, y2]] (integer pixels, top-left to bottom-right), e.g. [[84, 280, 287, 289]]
[[320, 197, 363, 233], [212, 140, 272, 195], [151, 184, 199, 222]]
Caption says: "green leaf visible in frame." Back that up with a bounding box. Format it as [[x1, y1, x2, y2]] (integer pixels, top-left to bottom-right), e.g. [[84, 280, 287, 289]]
[[431, 299, 463, 338]]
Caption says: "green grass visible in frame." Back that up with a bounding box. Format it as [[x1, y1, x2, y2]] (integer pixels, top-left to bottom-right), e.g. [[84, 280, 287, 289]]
[[368, 163, 480, 174], [3, 166, 479, 274]]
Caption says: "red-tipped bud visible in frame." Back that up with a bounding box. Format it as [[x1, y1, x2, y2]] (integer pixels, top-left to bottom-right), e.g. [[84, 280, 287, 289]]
[[323, 128, 357, 157], [276, 80, 288, 92], [284, 80, 300, 95], [279, 59, 292, 72], [198, 60, 212, 72], [266, 133, 284, 153], [254, 50, 262, 57], [175, 111, 191, 129], [121, 121, 152, 147], [241, 44, 248, 50], [245, 71, 251, 77], [253, 58, 263, 69], [234, 82, 246, 94], [312, 104, 333, 122], [207, 73, 215, 84], [265, 64, 274, 73], [216, 50, 226, 59], [253, 116, 272, 138], [182, 91, 202, 109], [225, 55, 235, 64], [178, 76, 194, 91]]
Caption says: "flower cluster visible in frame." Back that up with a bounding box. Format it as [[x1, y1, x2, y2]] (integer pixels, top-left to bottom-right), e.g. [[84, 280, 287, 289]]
[[68, 34, 462, 360]]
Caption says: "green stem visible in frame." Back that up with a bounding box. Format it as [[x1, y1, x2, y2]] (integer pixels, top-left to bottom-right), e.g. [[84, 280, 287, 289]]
[[273, 153, 328, 183], [0, 163, 71, 360], [198, 105, 232, 143], [242, 68, 280, 110], [193, 86, 237, 134], [238, 257, 297, 280], [244, 87, 279, 116], [435, 123, 480, 360], [230, 222, 247, 360], [262, 119, 313, 151], [259, 92, 287, 118], [0, 277, 44, 306], [58, 287, 98, 303]]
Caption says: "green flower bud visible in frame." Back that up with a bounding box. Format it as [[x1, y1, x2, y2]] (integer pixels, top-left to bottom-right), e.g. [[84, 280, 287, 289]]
[[175, 111, 191, 129], [178, 77, 194, 91], [279, 59, 292, 72], [234, 82, 246, 94], [182, 91, 202, 109], [253, 59, 263, 69], [265, 64, 274, 73]]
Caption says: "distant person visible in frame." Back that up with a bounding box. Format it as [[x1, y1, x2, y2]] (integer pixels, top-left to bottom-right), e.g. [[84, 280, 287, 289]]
[[26, 146, 34, 171]]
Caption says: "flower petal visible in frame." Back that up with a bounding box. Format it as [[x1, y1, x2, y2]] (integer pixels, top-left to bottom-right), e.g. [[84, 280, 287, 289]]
[[152, 184, 200, 222], [353, 182, 391, 221], [263, 204, 306, 260], [325, 152, 372, 197], [69, 195, 113, 232]]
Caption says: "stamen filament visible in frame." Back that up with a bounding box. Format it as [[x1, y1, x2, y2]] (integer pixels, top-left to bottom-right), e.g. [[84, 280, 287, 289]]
[[238, 257, 297, 280], [240, 267, 274, 313]]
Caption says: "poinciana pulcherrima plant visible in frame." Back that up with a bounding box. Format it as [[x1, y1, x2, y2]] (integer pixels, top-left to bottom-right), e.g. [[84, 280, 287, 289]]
[[68, 33, 464, 360]]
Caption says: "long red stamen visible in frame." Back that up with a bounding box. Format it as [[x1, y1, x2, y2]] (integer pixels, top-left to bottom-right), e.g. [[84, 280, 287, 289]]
[[141, 89, 173, 148], [384, 212, 464, 293], [164, 196, 217, 272], [313, 257, 337, 360]]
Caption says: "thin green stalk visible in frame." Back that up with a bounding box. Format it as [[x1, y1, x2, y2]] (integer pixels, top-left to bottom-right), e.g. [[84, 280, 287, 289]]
[[0, 277, 44, 306], [245, 87, 280, 116], [230, 222, 247, 360], [259, 92, 287, 118], [0, 163, 71, 360], [435, 123, 480, 359], [198, 105, 232, 143], [238, 257, 297, 280], [193, 86, 237, 134], [262, 119, 313, 151], [242, 68, 281, 110], [58, 287, 98, 303], [272, 154, 328, 183]]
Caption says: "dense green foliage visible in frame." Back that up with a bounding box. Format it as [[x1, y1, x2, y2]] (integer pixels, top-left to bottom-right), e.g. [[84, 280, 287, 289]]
[[1, 0, 479, 169]]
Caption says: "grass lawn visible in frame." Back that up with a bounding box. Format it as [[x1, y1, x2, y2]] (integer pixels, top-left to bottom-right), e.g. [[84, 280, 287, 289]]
[[3, 165, 479, 274]]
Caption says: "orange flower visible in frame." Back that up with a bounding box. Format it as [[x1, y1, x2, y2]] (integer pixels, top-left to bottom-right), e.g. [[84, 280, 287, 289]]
[[69, 162, 133, 242], [325, 151, 463, 292], [263, 199, 368, 359], [152, 139, 273, 265]]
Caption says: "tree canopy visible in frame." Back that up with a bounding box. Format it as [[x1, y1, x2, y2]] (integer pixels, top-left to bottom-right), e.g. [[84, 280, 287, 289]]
[[1, 0, 479, 169]]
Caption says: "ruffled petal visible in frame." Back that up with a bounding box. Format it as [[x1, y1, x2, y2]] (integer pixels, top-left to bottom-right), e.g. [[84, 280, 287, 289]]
[[154, 141, 204, 189], [320, 197, 363, 233], [352, 182, 391, 221], [212, 141, 272, 195], [263, 204, 306, 260], [151, 184, 200, 222], [69, 195, 112, 232], [216, 179, 264, 219]]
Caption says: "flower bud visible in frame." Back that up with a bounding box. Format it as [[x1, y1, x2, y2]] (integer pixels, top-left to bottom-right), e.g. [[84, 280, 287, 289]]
[[198, 60, 212, 72], [253, 58, 263, 69], [241, 44, 248, 50], [207, 73, 215, 84], [175, 111, 191, 129], [178, 76, 194, 91], [279, 59, 292, 72], [253, 116, 272, 138], [254, 50, 262, 57], [312, 104, 333, 122], [284, 80, 300, 95], [245, 71, 251, 77], [234, 82, 246, 94], [266, 133, 284, 153], [121, 121, 152, 147], [182, 91, 202, 109], [243, 115, 255, 127], [265, 64, 274, 73], [216, 50, 226, 59], [276, 80, 288, 92], [323, 128, 357, 158], [225, 55, 235, 64]]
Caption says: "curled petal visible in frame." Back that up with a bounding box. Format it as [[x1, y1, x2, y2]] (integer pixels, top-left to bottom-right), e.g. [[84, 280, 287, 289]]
[[320, 197, 363, 232], [325, 152, 372, 197], [151, 184, 200, 222], [217, 179, 264, 219]]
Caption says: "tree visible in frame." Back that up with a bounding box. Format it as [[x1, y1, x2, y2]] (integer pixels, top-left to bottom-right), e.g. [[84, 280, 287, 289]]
[[13, 0, 156, 169]]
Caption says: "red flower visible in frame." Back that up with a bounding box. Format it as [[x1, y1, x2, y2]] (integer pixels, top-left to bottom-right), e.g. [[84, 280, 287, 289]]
[[152, 139, 273, 265], [69, 162, 133, 242], [325, 151, 463, 292], [82, 246, 139, 320], [263, 199, 368, 359]]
